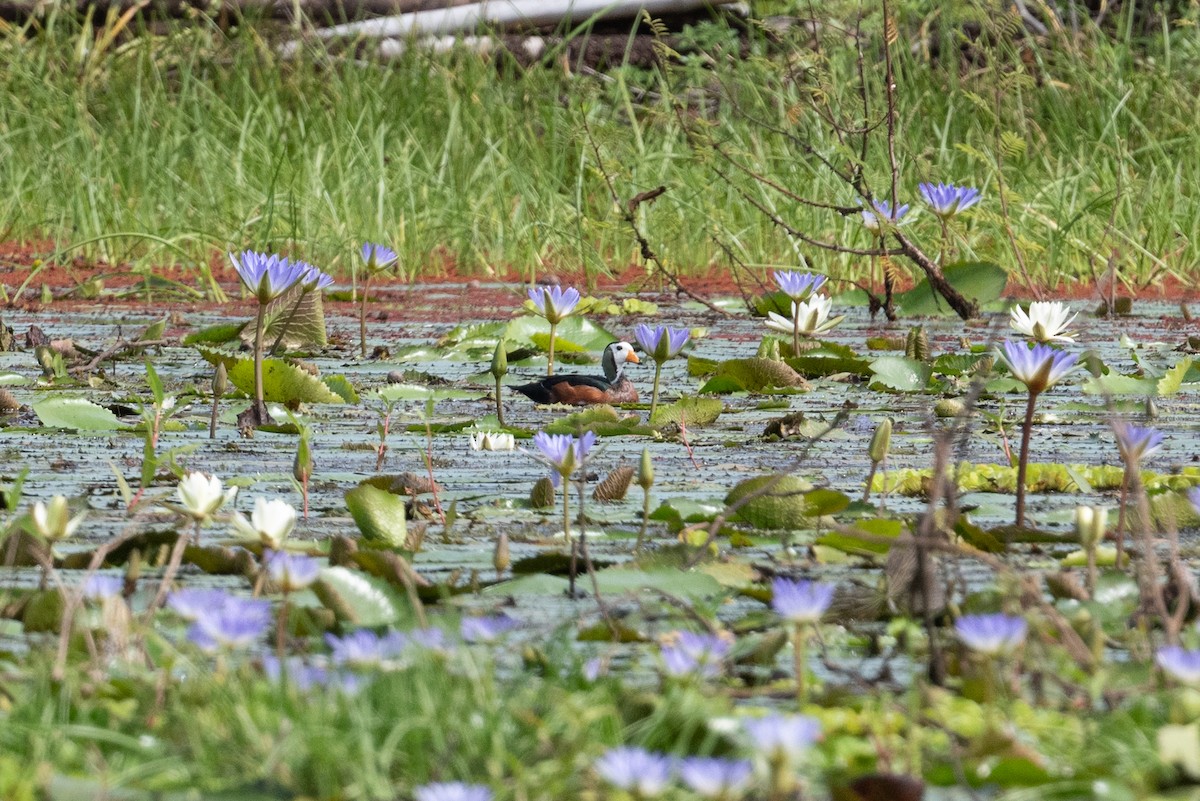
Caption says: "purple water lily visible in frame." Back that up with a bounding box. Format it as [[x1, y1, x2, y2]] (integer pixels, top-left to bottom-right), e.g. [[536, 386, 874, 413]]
[[773, 270, 827, 302], [325, 629, 407, 668], [1156, 645, 1200, 685], [660, 631, 731, 678], [264, 549, 322, 592], [770, 578, 834, 624], [460, 614, 519, 643], [918, 182, 981, 219], [634, 324, 691, 418], [532, 430, 596, 488], [678, 756, 753, 798], [743, 713, 821, 758], [413, 782, 492, 801], [997, 340, 1079, 395], [955, 613, 1027, 656], [167, 588, 233, 622], [187, 594, 272, 652], [80, 573, 123, 601], [860, 199, 911, 233], [229, 250, 309, 304], [527, 284, 581, 324], [1114, 422, 1165, 464], [361, 242, 398, 272], [594, 746, 673, 796]]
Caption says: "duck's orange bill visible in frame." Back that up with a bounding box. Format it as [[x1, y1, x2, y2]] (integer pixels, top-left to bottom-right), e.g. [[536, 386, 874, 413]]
[[626, 351, 641, 363]]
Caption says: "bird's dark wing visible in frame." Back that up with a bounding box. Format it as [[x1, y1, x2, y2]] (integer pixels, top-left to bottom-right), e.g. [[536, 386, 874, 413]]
[[513, 374, 613, 404]]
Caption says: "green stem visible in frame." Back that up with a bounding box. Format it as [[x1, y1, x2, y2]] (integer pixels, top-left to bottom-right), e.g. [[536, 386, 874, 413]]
[[276, 592, 288, 663], [793, 622, 808, 707], [495, 375, 505, 426], [547, 320, 557, 376], [637, 487, 651, 552], [564, 484, 575, 596], [253, 302, 266, 408], [792, 309, 800, 358], [1115, 467, 1130, 567], [1014, 391, 1038, 529], [650, 362, 662, 419], [359, 275, 371, 359]]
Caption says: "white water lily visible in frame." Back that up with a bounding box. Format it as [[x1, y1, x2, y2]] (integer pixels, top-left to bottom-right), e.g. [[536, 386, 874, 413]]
[[176, 472, 237, 522], [30, 495, 87, 541], [1009, 301, 1077, 344], [232, 497, 298, 548], [764, 294, 843, 338], [469, 431, 515, 452]]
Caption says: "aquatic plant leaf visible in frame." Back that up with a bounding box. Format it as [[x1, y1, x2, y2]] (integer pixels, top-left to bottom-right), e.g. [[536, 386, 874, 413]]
[[313, 566, 399, 627], [698, 375, 746, 394], [323, 374, 359, 403], [345, 483, 408, 550], [183, 322, 246, 345], [1081, 373, 1158, 396], [815, 517, 902, 556], [896, 261, 1007, 316], [786, 353, 871, 377], [375, 383, 482, 402], [725, 474, 815, 530], [32, 396, 123, 430], [705, 358, 807, 392], [198, 348, 344, 404], [0, 372, 29, 385], [648, 396, 722, 428], [542, 405, 647, 436], [1157, 357, 1195, 396], [869, 356, 933, 392], [505, 315, 615, 352], [687, 354, 720, 376], [252, 284, 328, 350]]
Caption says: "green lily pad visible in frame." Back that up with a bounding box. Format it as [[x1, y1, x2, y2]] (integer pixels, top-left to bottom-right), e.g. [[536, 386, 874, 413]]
[[32, 396, 124, 430], [815, 518, 903, 556], [701, 358, 807, 393], [724, 474, 816, 530], [896, 260, 1007, 316], [542, 406, 648, 436], [198, 347, 345, 404], [649, 396, 723, 428], [344, 482, 408, 550], [313, 566, 399, 627], [505, 315, 616, 353], [183, 322, 246, 346], [0, 372, 29, 386], [869, 356, 933, 393]]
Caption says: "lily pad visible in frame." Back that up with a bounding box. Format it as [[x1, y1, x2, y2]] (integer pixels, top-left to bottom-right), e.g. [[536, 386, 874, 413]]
[[896, 261, 1007, 316], [869, 356, 933, 393], [32, 396, 124, 430], [198, 347, 345, 405], [313, 566, 399, 627], [344, 482, 409, 550], [649, 396, 723, 428], [700, 358, 807, 393], [724, 474, 817, 530]]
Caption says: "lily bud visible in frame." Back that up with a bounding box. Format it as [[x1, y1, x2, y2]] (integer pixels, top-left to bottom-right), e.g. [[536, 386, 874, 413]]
[[213, 362, 228, 397], [637, 447, 654, 490], [869, 418, 892, 464], [491, 340, 508, 379], [1075, 505, 1107, 548], [293, 434, 313, 484], [493, 530, 510, 575]]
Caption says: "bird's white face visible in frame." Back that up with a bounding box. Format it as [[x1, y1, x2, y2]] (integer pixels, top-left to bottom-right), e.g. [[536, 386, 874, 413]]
[[609, 341, 640, 365], [602, 341, 640, 382]]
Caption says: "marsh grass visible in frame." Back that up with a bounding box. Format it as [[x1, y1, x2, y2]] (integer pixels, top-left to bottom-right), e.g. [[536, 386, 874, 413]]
[[1, 7, 1198, 291]]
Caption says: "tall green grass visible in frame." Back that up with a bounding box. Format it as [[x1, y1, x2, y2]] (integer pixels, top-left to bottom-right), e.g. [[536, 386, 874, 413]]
[[0, 5, 1197, 290]]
